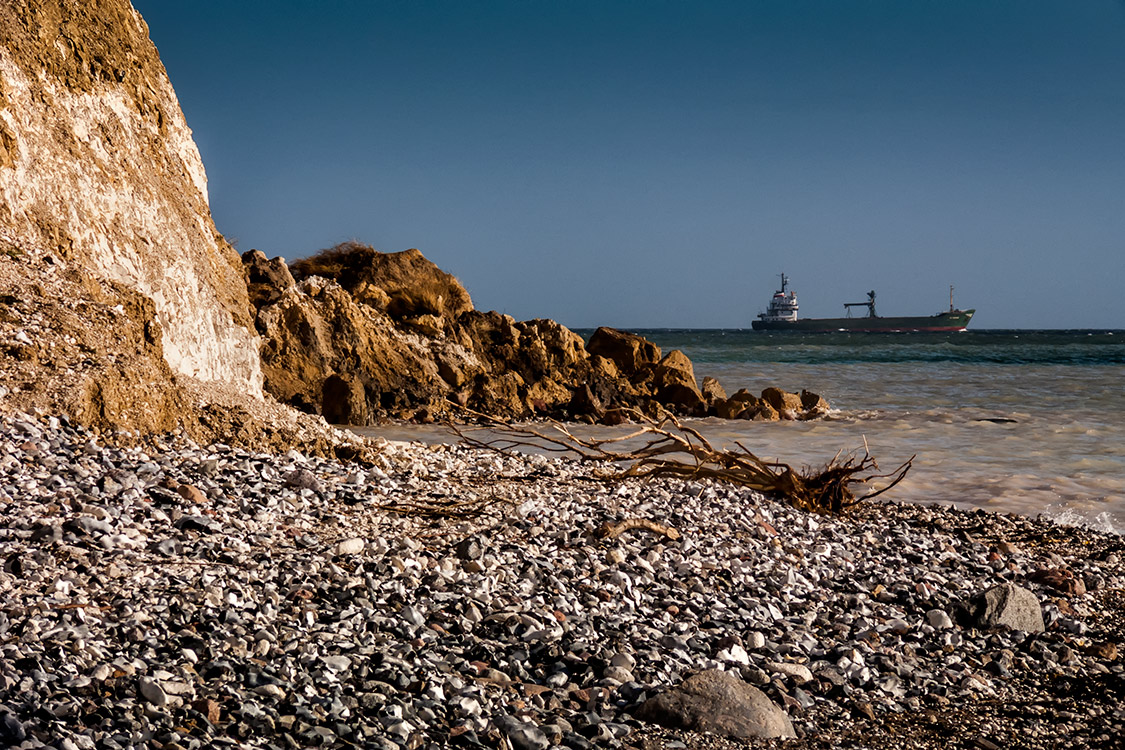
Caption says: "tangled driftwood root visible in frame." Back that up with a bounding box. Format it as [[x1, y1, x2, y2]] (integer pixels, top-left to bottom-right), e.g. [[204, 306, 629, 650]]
[[452, 408, 912, 515]]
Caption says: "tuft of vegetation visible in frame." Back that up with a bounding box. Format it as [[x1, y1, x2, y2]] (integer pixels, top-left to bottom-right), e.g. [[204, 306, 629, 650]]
[[290, 240, 377, 282], [291, 241, 472, 320]]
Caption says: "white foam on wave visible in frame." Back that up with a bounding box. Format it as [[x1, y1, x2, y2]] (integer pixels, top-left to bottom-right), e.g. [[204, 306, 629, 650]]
[[1044, 506, 1123, 536]]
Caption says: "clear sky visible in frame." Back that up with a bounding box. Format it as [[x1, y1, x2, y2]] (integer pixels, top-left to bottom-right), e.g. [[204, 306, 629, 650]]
[[133, 0, 1125, 329]]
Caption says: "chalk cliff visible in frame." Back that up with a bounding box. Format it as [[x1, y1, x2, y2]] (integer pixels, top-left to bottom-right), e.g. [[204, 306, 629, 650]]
[[0, 0, 261, 394]]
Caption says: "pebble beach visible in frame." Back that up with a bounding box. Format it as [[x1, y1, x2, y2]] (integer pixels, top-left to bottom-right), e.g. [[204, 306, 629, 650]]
[[1, 413, 1123, 750]]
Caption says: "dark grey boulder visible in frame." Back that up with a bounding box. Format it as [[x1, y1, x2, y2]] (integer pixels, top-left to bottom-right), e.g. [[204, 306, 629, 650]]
[[634, 669, 795, 739], [963, 583, 1044, 633]]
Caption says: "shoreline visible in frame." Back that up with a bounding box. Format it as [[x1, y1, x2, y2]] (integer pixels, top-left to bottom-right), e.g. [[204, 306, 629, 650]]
[[351, 417, 1125, 539], [1, 413, 1123, 749]]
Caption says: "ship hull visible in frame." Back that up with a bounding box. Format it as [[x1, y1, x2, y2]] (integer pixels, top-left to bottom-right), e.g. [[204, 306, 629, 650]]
[[752, 310, 975, 333]]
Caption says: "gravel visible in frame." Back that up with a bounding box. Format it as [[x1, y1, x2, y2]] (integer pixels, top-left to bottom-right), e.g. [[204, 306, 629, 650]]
[[0, 412, 1122, 749]]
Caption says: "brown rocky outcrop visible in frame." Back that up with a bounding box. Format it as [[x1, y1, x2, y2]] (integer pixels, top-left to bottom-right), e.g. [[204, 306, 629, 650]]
[[246, 243, 832, 425]]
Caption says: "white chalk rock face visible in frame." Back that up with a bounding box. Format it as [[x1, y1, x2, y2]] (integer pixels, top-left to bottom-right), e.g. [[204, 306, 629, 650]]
[[0, 0, 262, 395]]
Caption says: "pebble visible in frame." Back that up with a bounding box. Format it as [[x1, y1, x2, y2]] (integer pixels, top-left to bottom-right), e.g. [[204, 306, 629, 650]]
[[0, 413, 1120, 749]]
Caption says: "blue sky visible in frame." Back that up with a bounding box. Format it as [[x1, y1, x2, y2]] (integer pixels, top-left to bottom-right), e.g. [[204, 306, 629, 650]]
[[134, 0, 1125, 329]]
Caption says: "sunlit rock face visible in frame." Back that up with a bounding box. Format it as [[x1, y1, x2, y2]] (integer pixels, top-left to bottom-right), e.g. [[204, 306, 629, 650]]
[[0, 0, 262, 395]]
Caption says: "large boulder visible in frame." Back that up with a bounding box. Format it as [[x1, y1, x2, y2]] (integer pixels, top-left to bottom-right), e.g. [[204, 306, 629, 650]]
[[0, 0, 262, 394], [587, 327, 661, 377], [701, 376, 727, 406], [800, 389, 830, 416], [635, 670, 795, 739], [960, 583, 1045, 633]]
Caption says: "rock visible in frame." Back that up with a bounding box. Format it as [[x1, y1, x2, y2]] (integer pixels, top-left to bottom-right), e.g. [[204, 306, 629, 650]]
[[764, 661, 814, 684], [0, 711, 26, 745], [1028, 567, 1087, 597], [962, 584, 1045, 633], [586, 327, 661, 377], [403, 313, 445, 337], [799, 389, 830, 416], [701, 377, 727, 405], [292, 244, 473, 320], [333, 538, 366, 556], [653, 351, 706, 415], [455, 536, 484, 561], [285, 469, 323, 494], [243, 250, 298, 308], [1083, 642, 1118, 661], [927, 609, 954, 629], [715, 389, 758, 420], [760, 387, 803, 414], [739, 400, 780, 422], [495, 714, 550, 750], [252, 271, 445, 421], [138, 677, 168, 706], [525, 377, 573, 415], [634, 669, 795, 739], [176, 484, 208, 504]]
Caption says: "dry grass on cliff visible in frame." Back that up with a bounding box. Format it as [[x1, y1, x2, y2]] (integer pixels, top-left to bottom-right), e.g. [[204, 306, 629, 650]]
[[291, 241, 471, 319], [454, 409, 913, 515]]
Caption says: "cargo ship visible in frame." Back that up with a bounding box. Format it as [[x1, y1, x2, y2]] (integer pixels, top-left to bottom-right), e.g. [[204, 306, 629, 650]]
[[751, 274, 974, 332]]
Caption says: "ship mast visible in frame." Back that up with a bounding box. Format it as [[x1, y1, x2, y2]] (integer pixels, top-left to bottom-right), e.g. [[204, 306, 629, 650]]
[[844, 290, 877, 318], [950, 285, 954, 312]]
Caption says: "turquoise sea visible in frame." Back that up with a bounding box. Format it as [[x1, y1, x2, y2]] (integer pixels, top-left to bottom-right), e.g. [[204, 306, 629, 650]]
[[624, 329, 1125, 533], [362, 329, 1125, 534]]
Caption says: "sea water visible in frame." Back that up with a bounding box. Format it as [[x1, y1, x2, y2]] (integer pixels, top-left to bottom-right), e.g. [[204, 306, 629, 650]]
[[359, 329, 1125, 534], [631, 329, 1125, 534]]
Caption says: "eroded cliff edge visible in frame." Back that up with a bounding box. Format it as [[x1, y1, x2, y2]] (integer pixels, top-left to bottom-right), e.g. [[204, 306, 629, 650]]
[[0, 0, 261, 393]]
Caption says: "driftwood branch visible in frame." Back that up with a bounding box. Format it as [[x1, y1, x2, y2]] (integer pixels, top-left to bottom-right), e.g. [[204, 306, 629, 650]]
[[450, 408, 912, 515]]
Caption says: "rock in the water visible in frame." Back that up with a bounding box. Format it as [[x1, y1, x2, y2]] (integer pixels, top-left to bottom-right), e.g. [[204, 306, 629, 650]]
[[963, 583, 1045, 633], [760, 387, 803, 416], [701, 376, 727, 405], [653, 350, 706, 415], [635, 669, 795, 739]]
